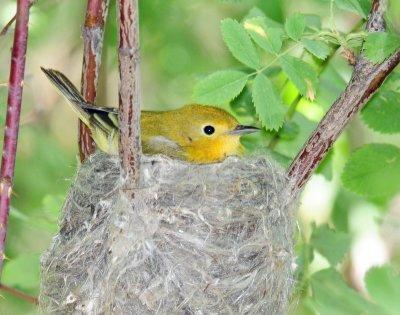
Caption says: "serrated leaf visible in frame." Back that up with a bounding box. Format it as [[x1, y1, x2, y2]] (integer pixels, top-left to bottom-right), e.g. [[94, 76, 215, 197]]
[[193, 70, 248, 104], [311, 224, 350, 265], [310, 268, 376, 314], [244, 18, 283, 54], [221, 18, 260, 69], [364, 32, 400, 64], [341, 144, 400, 198], [362, 91, 400, 134], [252, 73, 285, 130], [302, 39, 330, 60], [365, 265, 400, 315], [335, 0, 366, 17], [285, 13, 306, 41], [2, 254, 40, 291], [280, 56, 318, 100]]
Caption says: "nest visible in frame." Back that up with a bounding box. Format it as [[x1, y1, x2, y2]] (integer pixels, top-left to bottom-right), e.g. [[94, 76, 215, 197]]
[[40, 153, 296, 314]]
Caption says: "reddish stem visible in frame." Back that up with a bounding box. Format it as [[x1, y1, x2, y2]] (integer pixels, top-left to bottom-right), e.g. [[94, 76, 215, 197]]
[[287, 0, 400, 196], [79, 0, 110, 161], [0, 0, 31, 275], [0, 283, 38, 305], [116, 0, 141, 191]]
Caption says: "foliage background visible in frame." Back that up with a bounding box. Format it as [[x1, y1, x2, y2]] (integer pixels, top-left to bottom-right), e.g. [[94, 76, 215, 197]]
[[0, 0, 400, 314]]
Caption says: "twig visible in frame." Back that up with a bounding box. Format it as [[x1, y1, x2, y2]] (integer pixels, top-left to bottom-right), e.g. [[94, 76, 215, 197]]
[[79, 0, 110, 161], [0, 1, 33, 36], [0, 16, 16, 36], [0, 0, 31, 275], [0, 283, 38, 305], [288, 0, 400, 196], [116, 0, 141, 192]]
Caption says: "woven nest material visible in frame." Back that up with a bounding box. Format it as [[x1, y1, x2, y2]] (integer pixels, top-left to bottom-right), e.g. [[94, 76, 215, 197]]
[[40, 153, 296, 314]]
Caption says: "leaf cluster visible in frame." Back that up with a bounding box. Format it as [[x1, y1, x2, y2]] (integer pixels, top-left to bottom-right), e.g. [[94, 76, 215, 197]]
[[193, 8, 339, 131]]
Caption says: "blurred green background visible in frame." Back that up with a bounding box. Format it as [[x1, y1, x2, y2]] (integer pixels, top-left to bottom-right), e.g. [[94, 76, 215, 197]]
[[1, 0, 400, 314]]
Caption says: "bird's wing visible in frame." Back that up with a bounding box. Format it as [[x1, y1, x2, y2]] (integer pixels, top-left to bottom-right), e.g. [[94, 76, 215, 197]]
[[80, 102, 118, 114], [144, 136, 185, 158]]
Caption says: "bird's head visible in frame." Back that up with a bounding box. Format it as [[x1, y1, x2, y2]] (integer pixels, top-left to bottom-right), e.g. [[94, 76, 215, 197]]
[[174, 105, 260, 163]]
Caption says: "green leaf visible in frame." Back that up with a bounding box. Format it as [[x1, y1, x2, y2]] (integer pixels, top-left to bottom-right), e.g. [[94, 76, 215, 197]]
[[341, 144, 400, 198], [280, 56, 318, 100], [310, 268, 376, 314], [193, 70, 248, 104], [285, 13, 306, 41], [302, 39, 330, 60], [311, 225, 350, 265], [2, 254, 40, 291], [335, 0, 366, 18], [244, 18, 283, 54], [365, 265, 400, 315], [252, 73, 285, 130], [364, 32, 400, 64], [362, 91, 400, 134], [221, 18, 260, 69]]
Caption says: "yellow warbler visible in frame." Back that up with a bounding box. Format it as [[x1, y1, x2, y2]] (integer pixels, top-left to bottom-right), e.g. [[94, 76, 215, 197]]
[[41, 68, 259, 163]]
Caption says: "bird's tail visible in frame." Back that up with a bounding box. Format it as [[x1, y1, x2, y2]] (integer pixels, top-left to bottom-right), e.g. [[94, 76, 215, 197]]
[[41, 67, 90, 125]]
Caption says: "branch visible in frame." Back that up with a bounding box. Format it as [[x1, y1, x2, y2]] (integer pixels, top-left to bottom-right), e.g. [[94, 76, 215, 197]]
[[288, 0, 400, 196], [0, 0, 31, 274], [0, 283, 38, 305], [0, 15, 16, 36], [79, 0, 110, 161], [0, 1, 34, 36], [116, 0, 141, 192]]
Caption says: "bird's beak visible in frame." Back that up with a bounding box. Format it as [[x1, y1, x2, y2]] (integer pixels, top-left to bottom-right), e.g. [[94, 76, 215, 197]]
[[229, 125, 261, 135]]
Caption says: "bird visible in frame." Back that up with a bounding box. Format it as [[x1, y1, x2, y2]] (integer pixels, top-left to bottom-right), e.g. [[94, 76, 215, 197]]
[[41, 68, 260, 163]]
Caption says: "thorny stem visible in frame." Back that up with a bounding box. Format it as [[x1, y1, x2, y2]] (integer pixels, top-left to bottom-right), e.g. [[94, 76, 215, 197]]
[[0, 283, 38, 305], [79, 0, 110, 161], [288, 0, 400, 196], [117, 0, 141, 192], [0, 0, 31, 275]]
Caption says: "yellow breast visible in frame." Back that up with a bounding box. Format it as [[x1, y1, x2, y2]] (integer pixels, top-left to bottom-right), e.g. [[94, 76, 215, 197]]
[[185, 136, 243, 163]]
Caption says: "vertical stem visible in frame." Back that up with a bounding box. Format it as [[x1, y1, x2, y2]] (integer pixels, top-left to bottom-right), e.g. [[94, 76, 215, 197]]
[[116, 0, 141, 192], [0, 0, 31, 275], [79, 0, 110, 161]]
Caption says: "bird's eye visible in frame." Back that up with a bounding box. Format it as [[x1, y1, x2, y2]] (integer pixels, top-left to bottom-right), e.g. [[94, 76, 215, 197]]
[[203, 125, 215, 135]]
